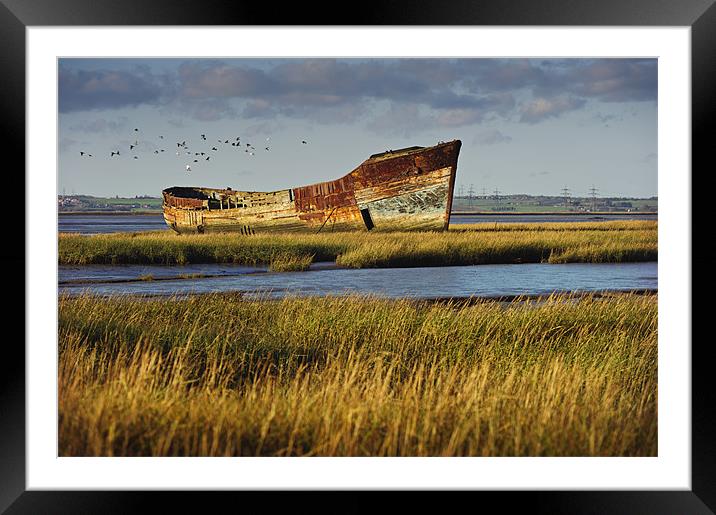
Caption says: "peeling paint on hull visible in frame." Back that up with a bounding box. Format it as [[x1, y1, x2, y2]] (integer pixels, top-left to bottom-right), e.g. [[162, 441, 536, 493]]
[[162, 140, 461, 234]]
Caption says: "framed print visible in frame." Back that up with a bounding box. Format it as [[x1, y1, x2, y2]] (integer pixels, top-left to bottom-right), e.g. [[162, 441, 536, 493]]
[[3, 0, 714, 512]]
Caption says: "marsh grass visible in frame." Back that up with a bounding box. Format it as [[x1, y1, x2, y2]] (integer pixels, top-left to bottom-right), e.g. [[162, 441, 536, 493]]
[[59, 292, 657, 457], [268, 253, 314, 272], [58, 221, 657, 267]]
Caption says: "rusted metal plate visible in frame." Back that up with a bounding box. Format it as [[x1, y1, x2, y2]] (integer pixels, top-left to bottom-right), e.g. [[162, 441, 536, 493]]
[[162, 140, 461, 234]]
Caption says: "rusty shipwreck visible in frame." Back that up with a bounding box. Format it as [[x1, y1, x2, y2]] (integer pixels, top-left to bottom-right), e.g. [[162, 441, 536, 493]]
[[162, 139, 461, 234]]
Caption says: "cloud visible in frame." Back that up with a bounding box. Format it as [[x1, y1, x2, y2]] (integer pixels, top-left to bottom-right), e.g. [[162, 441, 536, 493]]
[[461, 58, 657, 103], [59, 58, 656, 127], [59, 67, 163, 112], [187, 99, 238, 121], [435, 108, 484, 127], [569, 59, 657, 102], [59, 137, 79, 153], [174, 59, 520, 126], [69, 117, 129, 133], [460, 58, 548, 93], [178, 61, 275, 98], [520, 96, 586, 123], [593, 112, 623, 126], [528, 170, 552, 177], [473, 129, 512, 145], [366, 104, 433, 137], [244, 121, 284, 137], [642, 152, 657, 164]]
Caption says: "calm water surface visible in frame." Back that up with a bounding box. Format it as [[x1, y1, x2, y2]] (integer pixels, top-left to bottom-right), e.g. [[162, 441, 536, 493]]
[[58, 213, 657, 234], [59, 261, 657, 299], [59, 214, 167, 234]]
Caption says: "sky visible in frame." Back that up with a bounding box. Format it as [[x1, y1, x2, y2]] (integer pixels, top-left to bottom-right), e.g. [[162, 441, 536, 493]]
[[58, 58, 657, 198]]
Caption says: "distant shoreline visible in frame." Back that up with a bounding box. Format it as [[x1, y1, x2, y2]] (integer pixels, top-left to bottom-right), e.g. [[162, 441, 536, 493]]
[[451, 211, 658, 216]]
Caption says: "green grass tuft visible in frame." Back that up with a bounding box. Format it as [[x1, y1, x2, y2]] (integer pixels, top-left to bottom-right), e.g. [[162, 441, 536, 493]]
[[58, 221, 657, 268]]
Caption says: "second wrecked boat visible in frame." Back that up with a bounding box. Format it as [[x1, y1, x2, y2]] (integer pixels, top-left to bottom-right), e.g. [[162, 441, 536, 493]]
[[162, 139, 461, 234]]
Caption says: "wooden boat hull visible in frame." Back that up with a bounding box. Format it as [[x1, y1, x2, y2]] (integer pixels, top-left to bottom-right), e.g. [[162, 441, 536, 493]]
[[162, 140, 461, 234]]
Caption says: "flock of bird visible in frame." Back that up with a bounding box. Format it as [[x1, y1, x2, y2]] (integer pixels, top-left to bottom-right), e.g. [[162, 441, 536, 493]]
[[79, 127, 309, 173]]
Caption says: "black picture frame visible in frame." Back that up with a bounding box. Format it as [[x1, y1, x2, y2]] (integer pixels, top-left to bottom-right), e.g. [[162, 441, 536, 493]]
[[3, 0, 713, 512]]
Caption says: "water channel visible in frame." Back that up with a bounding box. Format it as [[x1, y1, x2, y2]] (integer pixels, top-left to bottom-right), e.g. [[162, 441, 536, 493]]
[[59, 261, 657, 299]]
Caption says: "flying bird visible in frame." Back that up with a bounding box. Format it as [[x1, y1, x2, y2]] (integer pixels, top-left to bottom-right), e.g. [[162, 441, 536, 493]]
[[302, 140, 307, 144], [111, 151, 120, 157], [186, 165, 191, 172], [130, 144, 135, 150], [134, 128, 139, 132], [159, 135, 164, 139], [201, 134, 206, 140], [205, 156, 210, 161], [265, 147, 270, 151], [133, 156, 138, 160], [211, 147, 217, 151]]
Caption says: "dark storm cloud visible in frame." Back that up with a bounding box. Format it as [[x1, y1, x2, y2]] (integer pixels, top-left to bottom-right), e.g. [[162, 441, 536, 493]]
[[60, 58, 656, 128], [59, 67, 164, 112]]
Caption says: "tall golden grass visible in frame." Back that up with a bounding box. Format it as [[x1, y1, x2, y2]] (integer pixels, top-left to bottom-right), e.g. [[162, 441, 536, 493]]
[[59, 292, 657, 456], [58, 221, 657, 267]]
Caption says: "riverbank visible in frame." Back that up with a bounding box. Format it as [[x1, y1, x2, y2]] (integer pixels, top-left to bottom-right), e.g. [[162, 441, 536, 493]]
[[58, 291, 657, 457], [58, 220, 657, 267]]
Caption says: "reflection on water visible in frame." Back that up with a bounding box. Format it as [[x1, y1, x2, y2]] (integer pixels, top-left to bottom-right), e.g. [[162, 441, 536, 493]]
[[59, 262, 657, 299], [58, 213, 658, 234]]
